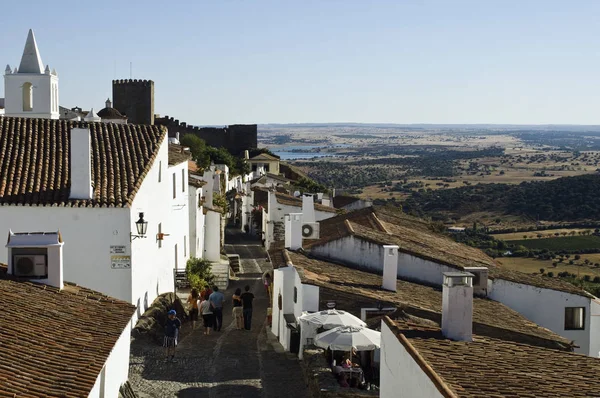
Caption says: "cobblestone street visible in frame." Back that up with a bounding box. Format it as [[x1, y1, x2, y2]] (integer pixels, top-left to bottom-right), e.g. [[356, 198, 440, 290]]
[[128, 231, 310, 398]]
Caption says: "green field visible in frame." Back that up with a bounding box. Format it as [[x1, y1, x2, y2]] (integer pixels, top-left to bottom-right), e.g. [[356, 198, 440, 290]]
[[510, 235, 600, 250]]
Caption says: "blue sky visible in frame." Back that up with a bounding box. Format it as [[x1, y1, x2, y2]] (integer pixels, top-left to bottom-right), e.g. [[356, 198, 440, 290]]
[[2, 1, 600, 125]]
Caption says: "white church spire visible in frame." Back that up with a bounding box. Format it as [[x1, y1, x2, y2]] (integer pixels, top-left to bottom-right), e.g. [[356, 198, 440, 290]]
[[18, 29, 44, 74]]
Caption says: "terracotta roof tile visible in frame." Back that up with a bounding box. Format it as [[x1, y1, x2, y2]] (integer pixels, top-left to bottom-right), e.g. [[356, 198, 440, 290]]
[[168, 144, 191, 166], [0, 117, 165, 207], [385, 317, 600, 398], [308, 207, 496, 270], [0, 276, 136, 397], [284, 250, 571, 350], [188, 176, 207, 188], [332, 195, 360, 209], [274, 191, 337, 213], [97, 107, 126, 119], [249, 153, 280, 161]]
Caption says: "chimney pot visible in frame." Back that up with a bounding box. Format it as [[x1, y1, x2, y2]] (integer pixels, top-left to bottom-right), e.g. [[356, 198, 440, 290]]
[[442, 272, 474, 342], [302, 194, 316, 223], [285, 213, 303, 250], [69, 127, 93, 200], [382, 245, 399, 291]]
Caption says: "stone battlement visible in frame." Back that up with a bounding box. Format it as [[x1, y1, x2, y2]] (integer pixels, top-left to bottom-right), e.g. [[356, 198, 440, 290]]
[[112, 79, 154, 86], [155, 115, 257, 155]]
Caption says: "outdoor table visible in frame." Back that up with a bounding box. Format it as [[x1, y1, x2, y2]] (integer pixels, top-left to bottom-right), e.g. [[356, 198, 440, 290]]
[[339, 367, 364, 384]]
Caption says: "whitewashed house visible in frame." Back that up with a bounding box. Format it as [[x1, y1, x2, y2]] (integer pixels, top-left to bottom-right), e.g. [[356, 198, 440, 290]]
[[0, 117, 191, 322], [255, 188, 337, 249], [270, 246, 320, 355], [379, 272, 600, 398], [188, 175, 206, 259], [306, 206, 600, 356], [1, 231, 136, 398]]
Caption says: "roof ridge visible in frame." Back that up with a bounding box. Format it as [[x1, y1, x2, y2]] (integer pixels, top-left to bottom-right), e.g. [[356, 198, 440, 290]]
[[282, 249, 293, 266], [344, 219, 355, 234], [371, 213, 389, 234], [383, 316, 458, 398]]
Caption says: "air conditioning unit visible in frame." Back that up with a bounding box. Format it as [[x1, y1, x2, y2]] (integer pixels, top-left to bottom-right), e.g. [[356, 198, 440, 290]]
[[13, 255, 47, 277], [464, 267, 488, 296], [301, 222, 320, 239]]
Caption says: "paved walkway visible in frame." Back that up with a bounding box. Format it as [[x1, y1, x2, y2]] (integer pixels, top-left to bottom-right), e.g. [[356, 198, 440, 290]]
[[128, 230, 310, 398]]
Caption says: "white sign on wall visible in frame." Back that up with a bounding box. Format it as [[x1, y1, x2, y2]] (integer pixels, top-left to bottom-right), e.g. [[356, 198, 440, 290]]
[[110, 245, 127, 254], [111, 255, 131, 269]]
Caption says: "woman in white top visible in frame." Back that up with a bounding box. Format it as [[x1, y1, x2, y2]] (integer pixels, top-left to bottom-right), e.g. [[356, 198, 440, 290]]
[[199, 295, 213, 335]]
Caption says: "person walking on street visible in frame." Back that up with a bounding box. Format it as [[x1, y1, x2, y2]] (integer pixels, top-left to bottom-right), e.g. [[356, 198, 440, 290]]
[[240, 285, 255, 331], [163, 309, 181, 362], [209, 286, 225, 332], [187, 288, 200, 330], [232, 288, 243, 330], [262, 271, 272, 303], [199, 295, 213, 335]]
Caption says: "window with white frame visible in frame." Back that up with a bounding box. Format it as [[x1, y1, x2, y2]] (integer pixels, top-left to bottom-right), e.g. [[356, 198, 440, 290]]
[[565, 307, 585, 330]]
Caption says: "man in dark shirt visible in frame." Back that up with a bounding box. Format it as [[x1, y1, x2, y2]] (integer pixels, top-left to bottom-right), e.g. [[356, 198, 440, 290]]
[[163, 309, 181, 362], [240, 285, 255, 330]]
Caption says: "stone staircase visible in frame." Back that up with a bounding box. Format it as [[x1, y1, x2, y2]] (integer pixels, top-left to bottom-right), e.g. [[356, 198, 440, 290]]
[[227, 254, 241, 273], [273, 221, 285, 242]]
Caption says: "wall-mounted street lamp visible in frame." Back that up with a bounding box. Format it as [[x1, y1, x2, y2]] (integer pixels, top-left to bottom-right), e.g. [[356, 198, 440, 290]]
[[130, 212, 148, 241]]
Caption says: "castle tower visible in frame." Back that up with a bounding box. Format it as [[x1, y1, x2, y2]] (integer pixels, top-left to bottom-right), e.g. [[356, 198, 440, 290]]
[[4, 29, 59, 119], [112, 79, 154, 125]]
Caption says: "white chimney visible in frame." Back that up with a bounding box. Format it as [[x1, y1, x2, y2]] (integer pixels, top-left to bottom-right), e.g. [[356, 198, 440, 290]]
[[382, 245, 399, 291], [284, 215, 291, 249], [6, 230, 64, 289], [202, 169, 214, 206], [442, 272, 474, 342], [286, 213, 303, 250], [69, 127, 93, 200], [244, 150, 250, 160], [302, 194, 316, 223]]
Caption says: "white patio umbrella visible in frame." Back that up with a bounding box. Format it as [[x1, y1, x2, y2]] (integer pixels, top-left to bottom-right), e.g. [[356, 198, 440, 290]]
[[299, 309, 366, 330], [314, 326, 381, 351]]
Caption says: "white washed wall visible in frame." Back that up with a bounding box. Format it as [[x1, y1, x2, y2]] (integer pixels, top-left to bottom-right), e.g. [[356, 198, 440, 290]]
[[0, 206, 131, 302], [590, 300, 600, 358], [130, 138, 178, 319], [88, 322, 132, 398], [204, 210, 221, 262], [380, 322, 443, 398], [168, 161, 191, 271], [312, 236, 384, 273], [489, 279, 593, 355]]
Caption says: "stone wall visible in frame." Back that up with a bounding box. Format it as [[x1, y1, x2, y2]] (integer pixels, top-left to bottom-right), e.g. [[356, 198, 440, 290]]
[[112, 79, 154, 125], [155, 115, 257, 155], [132, 292, 187, 345]]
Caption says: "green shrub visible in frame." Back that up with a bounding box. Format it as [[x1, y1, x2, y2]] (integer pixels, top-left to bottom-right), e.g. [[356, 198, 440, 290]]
[[186, 257, 215, 291], [547, 272, 554, 277]]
